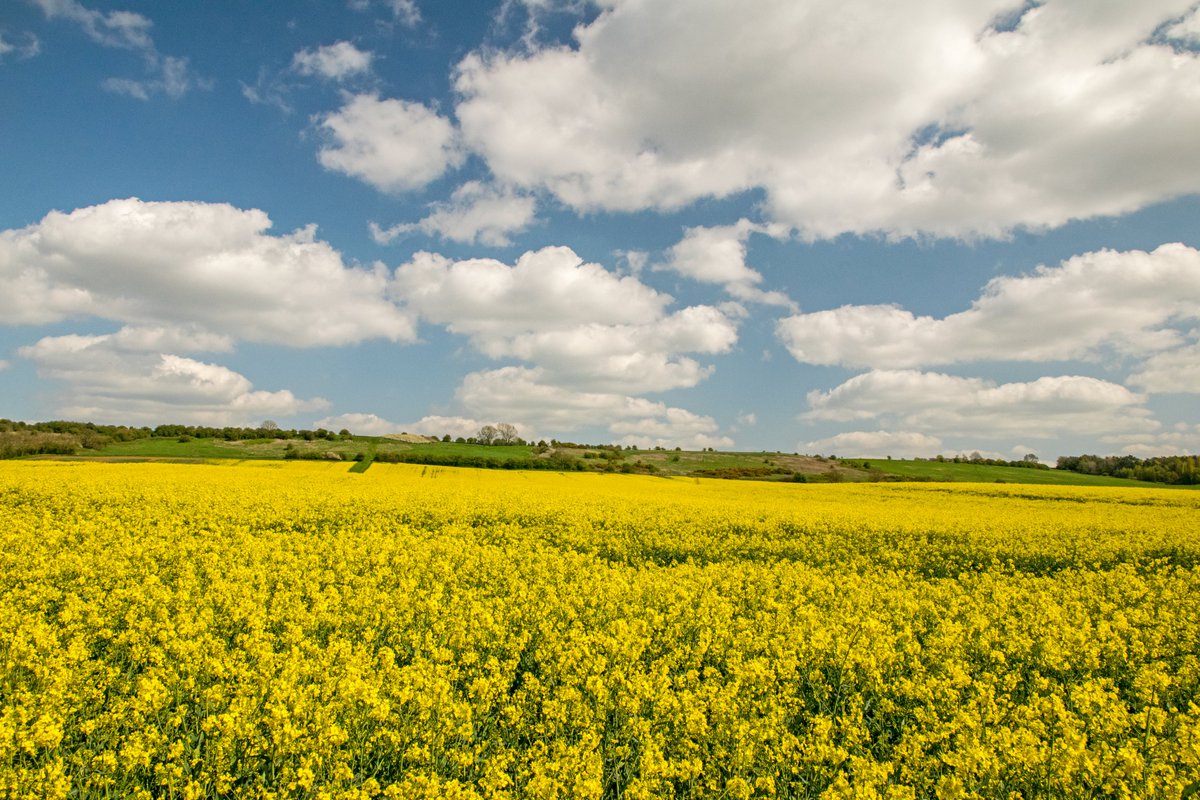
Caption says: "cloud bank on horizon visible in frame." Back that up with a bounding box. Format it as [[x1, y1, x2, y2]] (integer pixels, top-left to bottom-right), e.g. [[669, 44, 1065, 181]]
[[2, 0, 1199, 458]]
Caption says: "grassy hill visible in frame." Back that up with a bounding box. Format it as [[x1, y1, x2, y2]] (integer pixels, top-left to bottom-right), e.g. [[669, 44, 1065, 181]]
[[24, 435, 1183, 488], [860, 458, 1172, 488]]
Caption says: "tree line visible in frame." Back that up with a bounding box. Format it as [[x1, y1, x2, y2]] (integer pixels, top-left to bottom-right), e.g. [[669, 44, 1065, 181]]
[[1056, 454, 1199, 485]]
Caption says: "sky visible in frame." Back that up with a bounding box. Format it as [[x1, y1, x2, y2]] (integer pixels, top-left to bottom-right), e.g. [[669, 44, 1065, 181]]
[[2, 0, 1199, 460]]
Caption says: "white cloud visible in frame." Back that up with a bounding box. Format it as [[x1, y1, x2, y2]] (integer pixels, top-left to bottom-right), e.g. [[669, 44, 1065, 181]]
[[313, 412, 510, 439], [0, 31, 41, 60], [33, 0, 153, 49], [34, 0, 202, 98], [458, 366, 731, 448], [483, 306, 738, 393], [803, 430, 944, 459], [293, 41, 374, 81], [776, 243, 1200, 371], [803, 370, 1158, 439], [453, 0, 1200, 239], [348, 0, 421, 28], [1127, 340, 1200, 393], [102, 54, 201, 100], [391, 246, 669, 337], [1167, 7, 1200, 43], [391, 247, 738, 394], [313, 412, 398, 435], [1106, 424, 1200, 457], [659, 220, 795, 308], [371, 182, 536, 246], [20, 328, 327, 425], [317, 94, 463, 192], [0, 360, 9, 371], [0, 198, 415, 346]]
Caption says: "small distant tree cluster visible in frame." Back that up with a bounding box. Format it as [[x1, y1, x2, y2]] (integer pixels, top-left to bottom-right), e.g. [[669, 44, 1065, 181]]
[[1057, 454, 1199, 485], [474, 423, 524, 446]]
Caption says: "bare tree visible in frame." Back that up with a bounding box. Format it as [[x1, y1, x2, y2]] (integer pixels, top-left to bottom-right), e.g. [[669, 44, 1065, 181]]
[[495, 422, 518, 445], [477, 424, 498, 445]]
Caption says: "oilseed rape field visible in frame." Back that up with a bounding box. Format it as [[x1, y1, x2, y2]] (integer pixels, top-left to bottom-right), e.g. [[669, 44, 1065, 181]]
[[2, 461, 1199, 799]]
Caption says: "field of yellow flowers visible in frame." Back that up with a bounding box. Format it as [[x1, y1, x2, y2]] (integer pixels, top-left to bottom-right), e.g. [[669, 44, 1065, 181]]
[[2, 460, 1199, 799]]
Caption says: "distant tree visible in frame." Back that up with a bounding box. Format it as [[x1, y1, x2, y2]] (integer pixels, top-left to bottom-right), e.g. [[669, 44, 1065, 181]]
[[495, 422, 519, 445], [1023, 453, 1040, 464], [477, 425, 498, 445], [442, 434, 451, 442], [261, 420, 279, 431]]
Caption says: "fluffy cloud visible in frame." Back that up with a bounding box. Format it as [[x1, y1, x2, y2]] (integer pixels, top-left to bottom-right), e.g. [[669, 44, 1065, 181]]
[[1168, 7, 1200, 43], [453, 0, 1200, 239], [391, 247, 738, 394], [34, 0, 202, 98], [1127, 341, 1200, 393], [293, 41, 374, 80], [20, 327, 327, 425], [659, 220, 795, 308], [371, 182, 536, 246], [391, 246, 669, 337], [0, 198, 414, 346], [482, 306, 738, 393], [803, 370, 1158, 439], [776, 243, 1200, 370], [458, 366, 732, 448], [317, 94, 463, 192], [314, 412, 512, 439], [803, 430, 944, 459], [1106, 424, 1200, 457]]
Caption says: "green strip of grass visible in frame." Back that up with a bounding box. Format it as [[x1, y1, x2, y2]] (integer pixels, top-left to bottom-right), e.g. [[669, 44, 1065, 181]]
[[866, 459, 1187, 487]]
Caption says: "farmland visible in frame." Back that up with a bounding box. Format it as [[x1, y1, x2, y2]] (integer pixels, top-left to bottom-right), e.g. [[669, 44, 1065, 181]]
[[2, 461, 1199, 799], [11, 429, 1181, 488]]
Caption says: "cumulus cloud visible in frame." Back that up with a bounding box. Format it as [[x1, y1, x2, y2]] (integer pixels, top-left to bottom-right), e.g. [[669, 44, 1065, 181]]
[[1166, 7, 1200, 43], [0, 198, 414, 346], [1127, 340, 1200, 393], [1106, 424, 1200, 457], [776, 243, 1200, 371], [481, 306, 738, 393], [803, 369, 1158, 439], [659, 220, 796, 308], [314, 412, 512, 439], [458, 366, 732, 448], [371, 182, 536, 246], [391, 247, 738, 394], [33, 0, 203, 98], [803, 430, 944, 459], [293, 41, 374, 81], [317, 94, 463, 192], [391, 246, 669, 337], [452, 0, 1200, 239], [19, 328, 327, 425]]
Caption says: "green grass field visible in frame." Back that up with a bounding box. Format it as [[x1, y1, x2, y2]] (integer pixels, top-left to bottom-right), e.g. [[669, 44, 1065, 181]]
[[861, 458, 1192, 488], [63, 436, 1193, 488]]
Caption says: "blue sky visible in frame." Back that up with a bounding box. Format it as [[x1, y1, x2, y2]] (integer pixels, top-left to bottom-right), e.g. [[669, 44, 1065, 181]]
[[2, 0, 1199, 459]]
